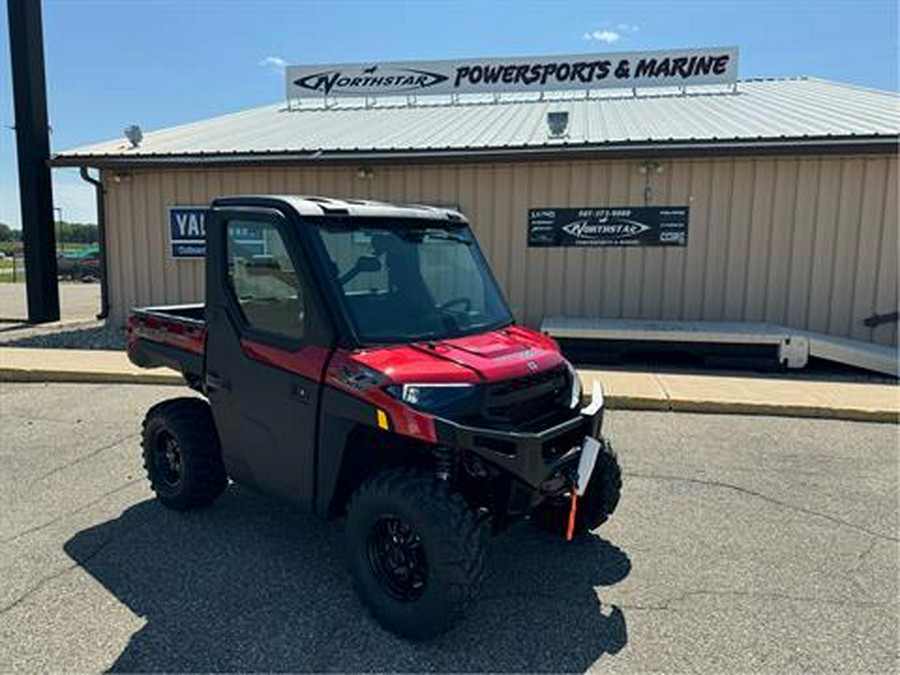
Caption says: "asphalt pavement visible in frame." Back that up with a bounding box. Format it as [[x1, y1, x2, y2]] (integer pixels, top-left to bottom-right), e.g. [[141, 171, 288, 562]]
[[0, 383, 897, 672], [0, 282, 101, 322]]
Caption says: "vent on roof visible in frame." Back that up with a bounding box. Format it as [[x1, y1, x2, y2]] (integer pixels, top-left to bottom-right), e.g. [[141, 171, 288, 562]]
[[123, 124, 143, 148], [547, 111, 569, 138]]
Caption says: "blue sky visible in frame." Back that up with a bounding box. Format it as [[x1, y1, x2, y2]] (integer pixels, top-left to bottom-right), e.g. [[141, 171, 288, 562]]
[[1, 0, 897, 228]]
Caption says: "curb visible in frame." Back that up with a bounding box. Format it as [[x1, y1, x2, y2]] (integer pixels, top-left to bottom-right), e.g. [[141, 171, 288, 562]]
[[603, 395, 671, 412], [2, 369, 896, 423], [606, 394, 898, 423], [0, 369, 184, 386]]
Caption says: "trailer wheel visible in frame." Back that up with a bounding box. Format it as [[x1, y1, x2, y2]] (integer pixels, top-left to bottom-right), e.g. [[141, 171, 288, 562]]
[[141, 397, 227, 510], [533, 438, 621, 538], [345, 468, 486, 639]]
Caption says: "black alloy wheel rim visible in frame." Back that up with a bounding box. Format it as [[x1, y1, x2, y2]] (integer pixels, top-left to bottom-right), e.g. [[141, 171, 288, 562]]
[[155, 431, 183, 488], [366, 515, 428, 601]]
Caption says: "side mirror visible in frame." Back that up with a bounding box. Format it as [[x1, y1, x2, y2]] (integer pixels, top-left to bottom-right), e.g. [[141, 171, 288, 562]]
[[246, 255, 279, 270], [355, 256, 382, 273], [339, 255, 382, 286]]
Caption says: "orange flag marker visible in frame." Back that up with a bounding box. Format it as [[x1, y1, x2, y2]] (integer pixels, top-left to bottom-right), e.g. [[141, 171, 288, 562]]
[[565, 490, 578, 541]]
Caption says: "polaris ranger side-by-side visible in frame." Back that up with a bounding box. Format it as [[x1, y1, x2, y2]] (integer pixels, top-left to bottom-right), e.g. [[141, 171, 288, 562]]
[[127, 196, 621, 638]]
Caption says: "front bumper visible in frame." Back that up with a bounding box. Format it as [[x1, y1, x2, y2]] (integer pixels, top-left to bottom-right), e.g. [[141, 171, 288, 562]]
[[433, 380, 605, 490]]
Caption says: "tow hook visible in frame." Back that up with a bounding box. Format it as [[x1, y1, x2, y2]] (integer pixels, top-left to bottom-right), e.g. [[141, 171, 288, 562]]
[[540, 462, 579, 496], [539, 473, 568, 495]]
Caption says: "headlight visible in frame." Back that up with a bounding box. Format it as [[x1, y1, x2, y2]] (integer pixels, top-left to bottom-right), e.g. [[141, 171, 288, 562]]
[[566, 361, 582, 409], [386, 382, 476, 414]]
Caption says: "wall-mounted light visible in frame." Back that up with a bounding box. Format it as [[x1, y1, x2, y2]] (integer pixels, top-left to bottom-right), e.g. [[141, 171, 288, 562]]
[[637, 161, 664, 175], [111, 171, 133, 183], [637, 161, 664, 205], [356, 166, 374, 180]]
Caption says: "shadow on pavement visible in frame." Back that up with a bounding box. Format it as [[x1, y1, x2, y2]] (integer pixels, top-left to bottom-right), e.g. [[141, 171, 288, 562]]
[[64, 485, 630, 672]]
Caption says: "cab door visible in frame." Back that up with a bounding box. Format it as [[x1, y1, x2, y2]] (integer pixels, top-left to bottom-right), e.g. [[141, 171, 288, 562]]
[[205, 208, 332, 506]]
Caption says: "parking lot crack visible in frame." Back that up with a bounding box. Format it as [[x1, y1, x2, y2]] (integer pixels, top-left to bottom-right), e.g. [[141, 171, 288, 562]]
[[617, 602, 675, 612], [1, 478, 143, 543], [0, 521, 145, 618], [34, 432, 139, 482], [481, 590, 561, 602], [660, 588, 892, 610], [2, 412, 87, 426], [850, 538, 880, 573], [625, 471, 899, 543]]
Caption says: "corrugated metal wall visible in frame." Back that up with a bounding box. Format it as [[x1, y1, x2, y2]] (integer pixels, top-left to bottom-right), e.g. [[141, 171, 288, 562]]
[[102, 153, 898, 346]]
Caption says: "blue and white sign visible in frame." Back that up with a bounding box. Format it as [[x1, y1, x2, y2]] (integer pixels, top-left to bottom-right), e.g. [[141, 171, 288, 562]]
[[169, 207, 208, 258], [169, 206, 268, 258]]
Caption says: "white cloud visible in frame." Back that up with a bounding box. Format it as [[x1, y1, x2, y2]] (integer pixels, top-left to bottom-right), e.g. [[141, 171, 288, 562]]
[[583, 30, 621, 44], [259, 56, 287, 70], [617, 23, 640, 32]]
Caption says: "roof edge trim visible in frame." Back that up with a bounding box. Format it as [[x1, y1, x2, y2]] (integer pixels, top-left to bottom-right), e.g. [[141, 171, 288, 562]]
[[49, 135, 900, 169]]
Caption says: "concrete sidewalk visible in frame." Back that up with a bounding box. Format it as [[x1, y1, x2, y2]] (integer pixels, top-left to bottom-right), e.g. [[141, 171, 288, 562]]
[[0, 347, 180, 385], [577, 368, 899, 422], [1, 347, 897, 422]]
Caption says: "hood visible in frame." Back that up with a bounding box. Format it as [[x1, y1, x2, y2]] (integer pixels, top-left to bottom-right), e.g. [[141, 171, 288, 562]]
[[352, 325, 565, 384]]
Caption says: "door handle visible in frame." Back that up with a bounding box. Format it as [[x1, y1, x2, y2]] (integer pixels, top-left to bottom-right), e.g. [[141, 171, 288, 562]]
[[290, 382, 310, 404], [206, 373, 231, 392]]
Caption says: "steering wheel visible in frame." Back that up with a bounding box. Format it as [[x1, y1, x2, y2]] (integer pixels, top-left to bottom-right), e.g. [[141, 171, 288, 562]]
[[438, 297, 472, 313]]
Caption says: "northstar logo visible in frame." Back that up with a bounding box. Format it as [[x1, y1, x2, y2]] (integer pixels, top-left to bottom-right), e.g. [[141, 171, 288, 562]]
[[293, 65, 449, 96], [562, 218, 651, 240]]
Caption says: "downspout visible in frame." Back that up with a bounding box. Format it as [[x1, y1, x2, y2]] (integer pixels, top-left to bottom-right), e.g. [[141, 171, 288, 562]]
[[79, 166, 110, 319]]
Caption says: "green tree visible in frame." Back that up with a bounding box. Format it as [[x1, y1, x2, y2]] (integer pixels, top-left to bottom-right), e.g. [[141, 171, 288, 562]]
[[0, 222, 19, 242], [57, 222, 98, 244]]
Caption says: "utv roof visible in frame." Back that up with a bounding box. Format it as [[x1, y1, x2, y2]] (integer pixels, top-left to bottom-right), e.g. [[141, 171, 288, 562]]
[[212, 195, 467, 222]]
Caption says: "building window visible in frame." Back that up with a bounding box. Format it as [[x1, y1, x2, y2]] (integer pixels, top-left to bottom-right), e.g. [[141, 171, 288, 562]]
[[225, 220, 305, 340]]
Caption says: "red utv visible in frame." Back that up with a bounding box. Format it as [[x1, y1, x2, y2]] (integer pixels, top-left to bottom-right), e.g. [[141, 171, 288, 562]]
[[127, 196, 621, 638]]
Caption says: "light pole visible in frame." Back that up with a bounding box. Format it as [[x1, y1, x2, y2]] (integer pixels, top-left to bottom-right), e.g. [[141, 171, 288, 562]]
[[53, 206, 62, 252], [7, 0, 59, 322]]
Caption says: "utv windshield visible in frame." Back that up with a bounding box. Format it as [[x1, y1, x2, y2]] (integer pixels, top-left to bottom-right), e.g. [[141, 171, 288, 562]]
[[312, 218, 512, 344]]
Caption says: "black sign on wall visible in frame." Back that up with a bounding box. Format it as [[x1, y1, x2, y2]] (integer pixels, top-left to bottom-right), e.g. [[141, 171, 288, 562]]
[[528, 206, 689, 247]]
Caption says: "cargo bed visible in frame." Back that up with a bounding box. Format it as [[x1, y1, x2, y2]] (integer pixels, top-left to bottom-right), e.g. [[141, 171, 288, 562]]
[[126, 303, 207, 389]]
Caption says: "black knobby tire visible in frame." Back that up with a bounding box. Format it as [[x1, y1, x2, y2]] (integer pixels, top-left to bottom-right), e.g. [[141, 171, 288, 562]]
[[345, 468, 486, 639], [533, 438, 622, 538], [141, 397, 227, 511]]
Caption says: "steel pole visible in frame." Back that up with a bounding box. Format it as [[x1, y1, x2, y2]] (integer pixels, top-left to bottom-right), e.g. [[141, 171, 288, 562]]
[[7, 0, 59, 322]]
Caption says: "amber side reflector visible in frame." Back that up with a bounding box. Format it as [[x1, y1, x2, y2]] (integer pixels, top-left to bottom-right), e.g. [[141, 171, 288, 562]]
[[376, 409, 390, 430]]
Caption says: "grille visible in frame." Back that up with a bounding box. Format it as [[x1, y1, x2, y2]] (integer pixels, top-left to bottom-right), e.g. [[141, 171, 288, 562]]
[[483, 365, 568, 427]]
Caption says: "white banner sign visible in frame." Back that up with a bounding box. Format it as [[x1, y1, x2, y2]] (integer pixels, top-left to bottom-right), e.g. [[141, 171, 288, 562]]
[[286, 47, 738, 99]]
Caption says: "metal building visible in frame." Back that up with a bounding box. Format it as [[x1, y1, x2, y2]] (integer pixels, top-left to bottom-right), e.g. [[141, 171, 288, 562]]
[[52, 72, 899, 351]]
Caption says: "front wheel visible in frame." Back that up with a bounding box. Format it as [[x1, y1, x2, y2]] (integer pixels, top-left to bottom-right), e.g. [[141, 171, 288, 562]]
[[532, 438, 621, 538], [345, 469, 486, 639]]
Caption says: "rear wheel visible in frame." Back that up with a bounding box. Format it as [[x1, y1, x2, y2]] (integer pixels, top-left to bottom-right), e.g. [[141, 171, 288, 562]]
[[345, 469, 486, 639], [533, 438, 621, 538], [141, 397, 227, 510]]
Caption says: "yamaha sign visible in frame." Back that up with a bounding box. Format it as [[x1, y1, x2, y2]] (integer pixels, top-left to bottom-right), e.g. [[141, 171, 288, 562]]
[[169, 207, 267, 259], [286, 47, 738, 99]]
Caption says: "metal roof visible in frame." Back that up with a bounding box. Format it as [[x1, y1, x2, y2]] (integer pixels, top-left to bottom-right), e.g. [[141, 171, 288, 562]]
[[53, 78, 899, 167]]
